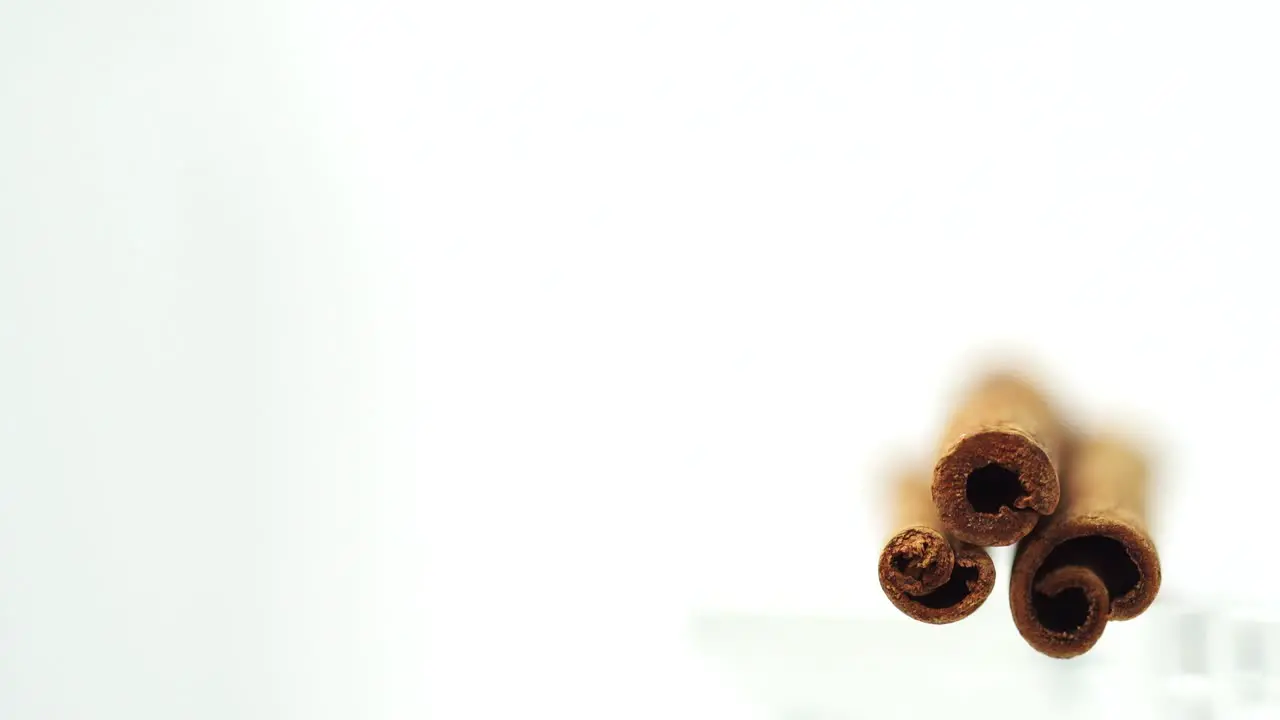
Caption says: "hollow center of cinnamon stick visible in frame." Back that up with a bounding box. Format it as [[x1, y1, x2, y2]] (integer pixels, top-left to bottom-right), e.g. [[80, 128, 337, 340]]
[[914, 563, 979, 610], [1030, 536, 1142, 633], [1032, 587, 1091, 632], [965, 463, 1023, 513], [1039, 535, 1140, 601]]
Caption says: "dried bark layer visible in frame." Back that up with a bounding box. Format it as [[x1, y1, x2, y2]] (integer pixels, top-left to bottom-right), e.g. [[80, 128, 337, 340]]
[[1009, 436, 1161, 658], [933, 373, 1064, 546], [879, 470, 996, 623]]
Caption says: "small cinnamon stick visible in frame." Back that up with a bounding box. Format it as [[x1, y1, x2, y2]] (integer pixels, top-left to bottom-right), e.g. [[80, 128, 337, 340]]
[[879, 469, 996, 623], [1009, 435, 1161, 658], [932, 373, 1064, 546]]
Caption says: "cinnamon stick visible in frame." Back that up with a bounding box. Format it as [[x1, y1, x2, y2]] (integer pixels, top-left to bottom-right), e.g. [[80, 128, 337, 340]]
[[1009, 435, 1161, 658], [879, 469, 996, 623], [932, 373, 1064, 546]]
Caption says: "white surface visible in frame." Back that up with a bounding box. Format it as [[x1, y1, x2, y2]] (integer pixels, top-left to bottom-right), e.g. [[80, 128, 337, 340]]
[[4, 2, 1280, 718], [694, 600, 1280, 720]]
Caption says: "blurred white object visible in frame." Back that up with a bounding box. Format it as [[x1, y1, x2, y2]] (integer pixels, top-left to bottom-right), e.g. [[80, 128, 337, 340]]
[[693, 599, 1280, 720]]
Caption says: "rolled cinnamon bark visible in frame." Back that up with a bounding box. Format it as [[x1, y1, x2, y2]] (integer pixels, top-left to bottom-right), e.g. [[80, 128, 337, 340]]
[[879, 469, 996, 623], [933, 373, 1064, 546], [1009, 435, 1161, 658]]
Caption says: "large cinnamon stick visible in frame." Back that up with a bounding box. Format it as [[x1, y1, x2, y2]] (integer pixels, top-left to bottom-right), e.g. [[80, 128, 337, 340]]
[[933, 373, 1063, 546], [1009, 435, 1161, 658], [879, 469, 995, 623]]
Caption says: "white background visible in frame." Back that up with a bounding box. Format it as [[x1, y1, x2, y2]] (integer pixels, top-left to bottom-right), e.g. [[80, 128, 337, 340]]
[[3, 2, 1278, 718]]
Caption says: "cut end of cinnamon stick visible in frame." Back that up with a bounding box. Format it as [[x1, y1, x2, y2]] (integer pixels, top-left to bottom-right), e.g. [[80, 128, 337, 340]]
[[1022, 564, 1109, 658], [1011, 436, 1161, 657], [879, 526, 955, 596], [879, 526, 995, 624], [1011, 517, 1160, 657], [934, 429, 1060, 546], [932, 374, 1064, 546]]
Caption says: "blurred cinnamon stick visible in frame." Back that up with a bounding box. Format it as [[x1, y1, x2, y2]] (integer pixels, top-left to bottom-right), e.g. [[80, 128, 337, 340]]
[[1009, 435, 1161, 658], [879, 468, 995, 623], [932, 373, 1063, 546]]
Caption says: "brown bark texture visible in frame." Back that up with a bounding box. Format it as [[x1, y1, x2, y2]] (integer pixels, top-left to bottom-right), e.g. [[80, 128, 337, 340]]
[[879, 469, 996, 624], [1009, 435, 1161, 658], [933, 373, 1064, 546]]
